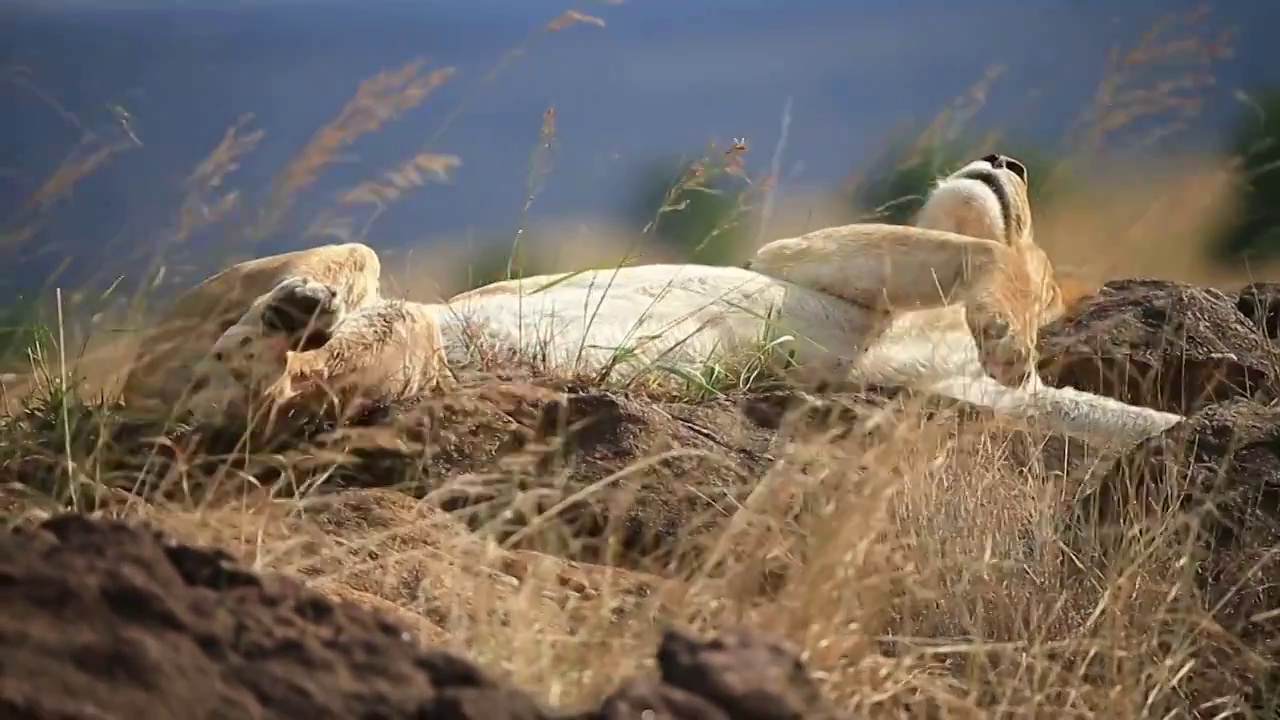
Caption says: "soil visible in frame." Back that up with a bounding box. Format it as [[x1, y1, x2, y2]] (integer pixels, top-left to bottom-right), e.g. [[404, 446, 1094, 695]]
[[0, 514, 835, 720], [1, 372, 941, 576]]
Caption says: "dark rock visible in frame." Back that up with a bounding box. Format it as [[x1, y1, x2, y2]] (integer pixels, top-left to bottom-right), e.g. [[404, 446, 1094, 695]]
[[587, 628, 837, 720], [6, 367, 1093, 579], [0, 515, 840, 720], [1037, 278, 1278, 415], [383, 380, 776, 575]]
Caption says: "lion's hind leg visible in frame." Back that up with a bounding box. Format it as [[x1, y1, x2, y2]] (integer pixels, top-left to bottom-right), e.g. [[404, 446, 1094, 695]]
[[285, 242, 385, 312], [183, 276, 351, 423], [184, 277, 446, 424]]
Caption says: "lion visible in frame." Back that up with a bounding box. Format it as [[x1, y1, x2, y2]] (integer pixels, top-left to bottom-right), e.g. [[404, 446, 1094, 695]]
[[117, 153, 1182, 445]]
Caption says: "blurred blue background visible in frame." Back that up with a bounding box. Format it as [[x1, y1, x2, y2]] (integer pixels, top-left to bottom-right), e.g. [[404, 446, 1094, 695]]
[[1, 0, 1276, 303]]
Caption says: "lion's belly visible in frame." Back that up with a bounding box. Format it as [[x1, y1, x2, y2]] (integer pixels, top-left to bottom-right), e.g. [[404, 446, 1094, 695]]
[[853, 308, 987, 386], [439, 264, 987, 387], [432, 264, 1184, 444]]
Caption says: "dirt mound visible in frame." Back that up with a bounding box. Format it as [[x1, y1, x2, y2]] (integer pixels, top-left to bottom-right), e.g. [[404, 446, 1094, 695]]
[[1037, 278, 1279, 415], [2, 373, 997, 577], [1076, 398, 1280, 632], [129, 488, 702, 650], [11, 276, 1280, 716], [1044, 280, 1280, 703], [0, 514, 836, 720], [1067, 397, 1280, 707]]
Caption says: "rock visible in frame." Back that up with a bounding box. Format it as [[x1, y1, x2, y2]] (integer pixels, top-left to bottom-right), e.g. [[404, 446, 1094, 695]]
[[16, 372, 1050, 579], [1, 374, 779, 575], [1037, 278, 1278, 415], [585, 628, 837, 720], [0, 514, 841, 720], [368, 379, 778, 575]]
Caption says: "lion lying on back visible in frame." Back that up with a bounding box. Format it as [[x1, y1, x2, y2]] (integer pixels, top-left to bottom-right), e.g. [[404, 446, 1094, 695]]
[[118, 154, 1183, 445]]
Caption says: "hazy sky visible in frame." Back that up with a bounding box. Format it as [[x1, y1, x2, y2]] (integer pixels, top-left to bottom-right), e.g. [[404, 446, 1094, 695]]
[[2, 0, 1276, 294]]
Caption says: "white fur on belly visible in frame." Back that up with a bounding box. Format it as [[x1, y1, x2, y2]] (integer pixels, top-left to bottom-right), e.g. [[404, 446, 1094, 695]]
[[436, 263, 1182, 446]]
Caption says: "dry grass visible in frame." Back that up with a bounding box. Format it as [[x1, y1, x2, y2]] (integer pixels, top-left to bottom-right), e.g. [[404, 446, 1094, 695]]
[[1, 3, 1276, 717], [254, 59, 457, 241], [0, 372, 1262, 717]]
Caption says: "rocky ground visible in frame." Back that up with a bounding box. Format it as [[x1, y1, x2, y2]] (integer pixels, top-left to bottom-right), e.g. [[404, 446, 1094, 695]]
[[2, 278, 1280, 719]]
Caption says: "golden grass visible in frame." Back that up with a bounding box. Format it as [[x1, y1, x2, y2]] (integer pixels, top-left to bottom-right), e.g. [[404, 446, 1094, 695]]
[[1, 377, 1260, 716], [254, 59, 457, 241], [1, 3, 1276, 717], [173, 112, 265, 245]]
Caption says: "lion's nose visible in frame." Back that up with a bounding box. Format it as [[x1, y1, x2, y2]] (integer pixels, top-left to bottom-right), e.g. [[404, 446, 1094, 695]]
[[981, 153, 1028, 182]]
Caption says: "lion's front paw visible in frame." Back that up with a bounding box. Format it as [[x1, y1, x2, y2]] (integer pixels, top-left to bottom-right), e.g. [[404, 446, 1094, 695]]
[[966, 307, 1035, 388], [261, 277, 345, 352]]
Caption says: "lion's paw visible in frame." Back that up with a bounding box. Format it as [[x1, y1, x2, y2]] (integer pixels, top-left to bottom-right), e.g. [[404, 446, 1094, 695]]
[[260, 276, 345, 352], [966, 307, 1035, 388]]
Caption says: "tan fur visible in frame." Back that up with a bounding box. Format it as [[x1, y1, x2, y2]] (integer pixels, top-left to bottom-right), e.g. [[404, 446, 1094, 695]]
[[748, 155, 1062, 386], [118, 154, 1063, 426]]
